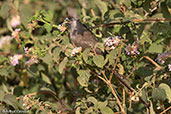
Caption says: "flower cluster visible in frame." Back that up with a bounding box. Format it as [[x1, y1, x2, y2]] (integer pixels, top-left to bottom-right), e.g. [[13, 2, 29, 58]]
[[23, 95, 35, 110], [125, 43, 140, 56], [25, 57, 38, 67], [168, 64, 171, 71], [10, 54, 23, 66], [12, 28, 21, 41], [57, 18, 68, 32], [104, 36, 121, 50], [71, 47, 82, 57], [10, 15, 21, 28], [58, 24, 66, 32], [0, 36, 13, 49], [155, 52, 171, 64]]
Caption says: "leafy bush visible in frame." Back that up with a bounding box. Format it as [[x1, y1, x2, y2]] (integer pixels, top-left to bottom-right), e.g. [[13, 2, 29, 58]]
[[0, 0, 171, 114]]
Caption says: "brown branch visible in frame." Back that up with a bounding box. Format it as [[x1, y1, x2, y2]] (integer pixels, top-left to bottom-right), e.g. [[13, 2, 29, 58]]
[[91, 18, 171, 29], [160, 106, 171, 114], [108, 81, 126, 114], [100, 70, 126, 113]]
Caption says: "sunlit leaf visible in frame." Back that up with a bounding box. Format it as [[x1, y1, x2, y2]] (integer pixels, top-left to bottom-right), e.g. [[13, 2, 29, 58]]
[[93, 55, 105, 68], [147, 43, 163, 53], [159, 83, 171, 102], [101, 107, 114, 114], [77, 70, 91, 87], [59, 57, 68, 74]]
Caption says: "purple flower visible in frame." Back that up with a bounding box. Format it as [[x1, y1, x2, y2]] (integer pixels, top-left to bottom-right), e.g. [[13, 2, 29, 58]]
[[155, 52, 171, 64], [125, 43, 140, 56], [0, 36, 13, 49], [10, 15, 21, 28], [10, 54, 23, 66], [104, 36, 121, 50]]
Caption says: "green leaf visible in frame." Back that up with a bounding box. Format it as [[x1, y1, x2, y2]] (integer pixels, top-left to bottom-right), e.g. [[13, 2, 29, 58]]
[[143, 0, 152, 12], [0, 1, 10, 19], [97, 101, 108, 109], [83, 48, 91, 63], [93, 55, 105, 68], [76, 107, 81, 114], [107, 10, 124, 20], [149, 101, 155, 114], [159, 83, 171, 102], [87, 96, 98, 105], [161, 2, 171, 18], [6, 18, 13, 32], [44, 10, 54, 22], [120, 0, 131, 7], [109, 49, 117, 66], [85, 107, 94, 114], [101, 107, 114, 114], [44, 23, 52, 33], [41, 73, 51, 84], [0, 68, 9, 77], [77, 70, 91, 87], [59, 57, 68, 74], [95, 0, 108, 20], [94, 43, 104, 53], [147, 43, 163, 53], [19, 4, 33, 28], [0, 90, 5, 101], [14, 0, 19, 10], [53, 47, 62, 59], [41, 53, 53, 66], [152, 88, 166, 101], [3, 94, 18, 109], [140, 89, 147, 102]]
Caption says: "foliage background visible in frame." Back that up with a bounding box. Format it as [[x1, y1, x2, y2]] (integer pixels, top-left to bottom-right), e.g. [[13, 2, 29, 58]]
[[0, 0, 171, 114]]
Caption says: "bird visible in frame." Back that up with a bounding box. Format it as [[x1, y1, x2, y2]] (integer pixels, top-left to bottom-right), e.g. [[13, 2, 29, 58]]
[[67, 7, 103, 55]]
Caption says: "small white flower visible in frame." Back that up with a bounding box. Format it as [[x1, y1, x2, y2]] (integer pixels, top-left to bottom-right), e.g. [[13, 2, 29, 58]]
[[71, 47, 82, 56], [168, 64, 171, 71], [12, 28, 21, 38]]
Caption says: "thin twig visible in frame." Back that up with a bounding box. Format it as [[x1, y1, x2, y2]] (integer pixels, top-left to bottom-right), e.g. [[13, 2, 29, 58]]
[[101, 70, 109, 81], [100, 70, 126, 114], [126, 68, 135, 78], [109, 42, 124, 81], [90, 69, 108, 84], [123, 89, 125, 108], [108, 81, 126, 114], [160, 106, 171, 114], [90, 9, 96, 17], [91, 18, 171, 29], [129, 94, 132, 109], [142, 56, 162, 70]]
